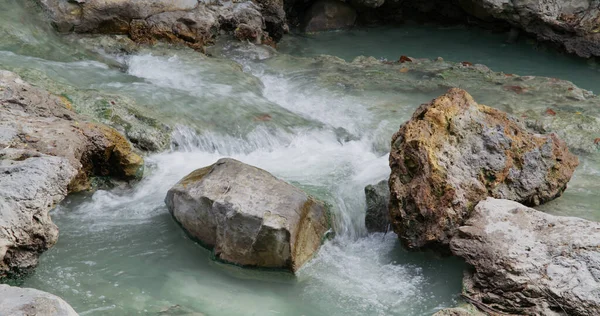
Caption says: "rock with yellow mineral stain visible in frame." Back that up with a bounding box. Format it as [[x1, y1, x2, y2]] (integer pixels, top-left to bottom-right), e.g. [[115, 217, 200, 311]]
[[388, 88, 579, 251]]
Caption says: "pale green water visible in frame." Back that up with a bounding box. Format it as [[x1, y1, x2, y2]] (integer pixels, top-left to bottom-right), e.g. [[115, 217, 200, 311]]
[[1, 1, 600, 315]]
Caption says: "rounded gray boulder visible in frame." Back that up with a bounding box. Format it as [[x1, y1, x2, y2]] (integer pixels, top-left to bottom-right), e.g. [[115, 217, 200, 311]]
[[165, 158, 332, 272]]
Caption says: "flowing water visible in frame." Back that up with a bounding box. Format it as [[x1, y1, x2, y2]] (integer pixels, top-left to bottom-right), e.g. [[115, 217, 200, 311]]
[[2, 1, 600, 315]]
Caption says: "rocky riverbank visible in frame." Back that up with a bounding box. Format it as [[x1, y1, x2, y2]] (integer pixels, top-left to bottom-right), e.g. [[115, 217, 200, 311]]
[[0, 70, 142, 279], [380, 88, 600, 314], [36, 0, 600, 58]]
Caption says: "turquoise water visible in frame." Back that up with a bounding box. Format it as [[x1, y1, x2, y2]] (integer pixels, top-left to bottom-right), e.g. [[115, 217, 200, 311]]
[[279, 26, 600, 93], [0, 1, 599, 315]]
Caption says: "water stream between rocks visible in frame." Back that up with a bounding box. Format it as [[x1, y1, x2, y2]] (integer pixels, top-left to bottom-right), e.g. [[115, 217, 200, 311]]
[[2, 1, 600, 315]]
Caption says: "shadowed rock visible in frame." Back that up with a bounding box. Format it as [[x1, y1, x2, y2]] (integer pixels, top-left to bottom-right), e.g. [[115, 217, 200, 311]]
[[302, 0, 357, 33], [389, 88, 578, 251], [364, 179, 390, 233], [165, 158, 331, 272]]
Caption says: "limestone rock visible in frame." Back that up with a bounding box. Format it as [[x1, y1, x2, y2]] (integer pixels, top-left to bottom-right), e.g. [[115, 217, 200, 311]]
[[302, 0, 357, 33], [0, 70, 142, 278], [165, 158, 331, 272], [451, 198, 600, 315], [37, 0, 279, 49], [389, 88, 578, 250], [0, 284, 78, 316], [364, 179, 390, 233]]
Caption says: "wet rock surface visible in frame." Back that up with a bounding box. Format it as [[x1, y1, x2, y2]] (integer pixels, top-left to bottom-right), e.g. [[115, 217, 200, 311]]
[[0, 284, 78, 316], [451, 198, 600, 315], [364, 179, 390, 233], [388, 88, 578, 250], [165, 158, 331, 272], [0, 70, 142, 278], [302, 0, 357, 32]]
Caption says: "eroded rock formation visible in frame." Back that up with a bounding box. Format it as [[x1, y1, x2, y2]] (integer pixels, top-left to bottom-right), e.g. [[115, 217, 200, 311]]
[[0, 70, 143, 279], [37, 0, 282, 50], [388, 88, 578, 250]]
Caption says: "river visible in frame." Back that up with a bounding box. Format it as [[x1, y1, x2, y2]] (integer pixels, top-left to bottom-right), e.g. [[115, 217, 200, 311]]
[[2, 1, 599, 315]]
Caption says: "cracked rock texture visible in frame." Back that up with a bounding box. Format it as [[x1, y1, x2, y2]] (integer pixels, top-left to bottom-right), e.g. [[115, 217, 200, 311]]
[[37, 0, 281, 49], [0, 70, 143, 279], [389, 88, 579, 251], [165, 158, 331, 272], [0, 284, 78, 316], [451, 198, 600, 316]]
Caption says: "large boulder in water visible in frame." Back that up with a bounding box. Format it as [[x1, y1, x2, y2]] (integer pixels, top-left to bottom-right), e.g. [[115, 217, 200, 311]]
[[0, 284, 78, 315], [451, 198, 600, 315], [0, 70, 143, 279], [389, 88, 578, 250], [165, 158, 331, 272]]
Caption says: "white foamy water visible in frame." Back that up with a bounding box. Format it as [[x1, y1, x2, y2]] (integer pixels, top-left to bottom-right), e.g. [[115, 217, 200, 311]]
[[20, 44, 464, 316]]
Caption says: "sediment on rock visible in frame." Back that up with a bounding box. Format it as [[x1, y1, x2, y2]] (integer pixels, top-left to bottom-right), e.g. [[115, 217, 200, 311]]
[[165, 158, 331, 272], [388, 88, 578, 251], [0, 70, 143, 279]]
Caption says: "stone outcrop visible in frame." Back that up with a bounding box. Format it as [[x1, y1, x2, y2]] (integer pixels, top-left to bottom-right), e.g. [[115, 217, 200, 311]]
[[451, 198, 600, 315], [389, 88, 578, 250], [0, 70, 143, 279], [364, 180, 390, 233], [455, 0, 600, 58], [165, 158, 331, 272], [0, 284, 78, 316], [302, 0, 357, 32], [37, 0, 282, 50]]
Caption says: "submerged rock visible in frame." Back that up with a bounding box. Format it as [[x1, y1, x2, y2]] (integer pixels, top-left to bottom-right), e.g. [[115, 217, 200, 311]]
[[0, 70, 143, 278], [389, 88, 578, 250], [0, 284, 78, 316], [165, 158, 331, 272], [364, 179, 390, 233], [302, 0, 357, 33], [451, 198, 600, 315], [37, 0, 277, 50]]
